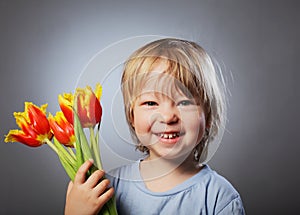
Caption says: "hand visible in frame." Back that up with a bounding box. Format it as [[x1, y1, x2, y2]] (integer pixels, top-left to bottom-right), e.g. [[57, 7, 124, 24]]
[[64, 160, 114, 215]]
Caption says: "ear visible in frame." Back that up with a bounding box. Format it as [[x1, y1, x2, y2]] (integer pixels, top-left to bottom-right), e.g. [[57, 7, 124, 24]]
[[205, 122, 211, 130], [131, 118, 135, 129]]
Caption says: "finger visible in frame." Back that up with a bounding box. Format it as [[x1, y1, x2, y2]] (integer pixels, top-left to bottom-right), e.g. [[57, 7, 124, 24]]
[[86, 170, 105, 188], [97, 187, 115, 208], [66, 181, 73, 197], [94, 178, 111, 196], [74, 159, 94, 185]]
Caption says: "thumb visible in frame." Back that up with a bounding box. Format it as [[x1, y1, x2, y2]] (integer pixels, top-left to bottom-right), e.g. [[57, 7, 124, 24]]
[[66, 181, 73, 198]]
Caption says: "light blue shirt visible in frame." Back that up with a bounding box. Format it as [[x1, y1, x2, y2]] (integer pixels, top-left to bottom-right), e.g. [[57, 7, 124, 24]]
[[107, 161, 245, 215]]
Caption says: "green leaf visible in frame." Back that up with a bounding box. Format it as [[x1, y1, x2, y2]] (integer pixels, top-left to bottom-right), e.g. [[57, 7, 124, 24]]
[[73, 111, 93, 161], [89, 126, 102, 170], [74, 110, 84, 168], [57, 152, 76, 181], [53, 137, 76, 167]]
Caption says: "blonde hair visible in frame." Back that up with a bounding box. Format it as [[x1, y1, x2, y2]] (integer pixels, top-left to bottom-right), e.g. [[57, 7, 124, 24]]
[[121, 38, 226, 163]]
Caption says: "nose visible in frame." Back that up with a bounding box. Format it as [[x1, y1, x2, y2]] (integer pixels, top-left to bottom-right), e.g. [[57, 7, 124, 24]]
[[158, 104, 179, 124]]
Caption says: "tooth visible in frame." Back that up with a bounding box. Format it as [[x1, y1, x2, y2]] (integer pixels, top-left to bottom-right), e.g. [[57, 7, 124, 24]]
[[158, 133, 180, 139]]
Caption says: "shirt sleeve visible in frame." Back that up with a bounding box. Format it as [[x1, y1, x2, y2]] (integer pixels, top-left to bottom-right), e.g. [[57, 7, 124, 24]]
[[217, 196, 246, 215]]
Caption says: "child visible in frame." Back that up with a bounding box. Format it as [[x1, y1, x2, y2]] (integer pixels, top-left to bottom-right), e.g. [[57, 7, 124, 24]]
[[64, 38, 245, 215]]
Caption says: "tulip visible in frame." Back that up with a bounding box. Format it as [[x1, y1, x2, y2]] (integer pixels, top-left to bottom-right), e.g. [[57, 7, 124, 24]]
[[58, 92, 74, 124], [4, 102, 53, 147], [59, 83, 102, 128], [4, 85, 118, 214], [48, 111, 75, 147], [76, 84, 102, 127]]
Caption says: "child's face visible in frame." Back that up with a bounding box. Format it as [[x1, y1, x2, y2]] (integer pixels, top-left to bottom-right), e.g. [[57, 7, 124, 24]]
[[131, 62, 207, 160]]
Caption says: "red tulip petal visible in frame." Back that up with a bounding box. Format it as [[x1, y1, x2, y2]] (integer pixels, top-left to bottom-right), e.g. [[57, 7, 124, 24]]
[[6, 131, 42, 147], [27, 103, 50, 134], [48, 112, 74, 146]]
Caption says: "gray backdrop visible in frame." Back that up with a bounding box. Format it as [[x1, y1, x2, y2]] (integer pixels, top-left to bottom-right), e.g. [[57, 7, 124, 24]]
[[0, 0, 299, 214]]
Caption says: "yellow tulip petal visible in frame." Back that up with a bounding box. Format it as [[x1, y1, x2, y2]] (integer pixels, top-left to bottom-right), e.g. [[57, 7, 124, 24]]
[[4, 129, 24, 143], [95, 83, 102, 100], [13, 112, 28, 129], [59, 93, 74, 105]]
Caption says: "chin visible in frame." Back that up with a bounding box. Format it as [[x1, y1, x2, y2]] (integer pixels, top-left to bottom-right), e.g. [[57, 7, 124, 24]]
[[153, 148, 193, 162]]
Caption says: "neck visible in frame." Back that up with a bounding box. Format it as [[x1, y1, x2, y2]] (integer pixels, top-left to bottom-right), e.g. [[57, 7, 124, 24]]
[[140, 152, 201, 182]]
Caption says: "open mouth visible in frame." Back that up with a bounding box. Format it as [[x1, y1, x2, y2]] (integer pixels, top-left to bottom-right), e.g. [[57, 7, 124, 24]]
[[156, 132, 181, 139]]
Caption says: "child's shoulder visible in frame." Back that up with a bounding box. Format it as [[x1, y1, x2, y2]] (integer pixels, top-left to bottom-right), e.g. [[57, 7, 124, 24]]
[[197, 165, 244, 213], [199, 165, 240, 197]]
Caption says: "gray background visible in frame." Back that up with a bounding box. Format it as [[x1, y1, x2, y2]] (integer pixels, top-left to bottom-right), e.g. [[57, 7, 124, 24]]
[[0, 0, 299, 214]]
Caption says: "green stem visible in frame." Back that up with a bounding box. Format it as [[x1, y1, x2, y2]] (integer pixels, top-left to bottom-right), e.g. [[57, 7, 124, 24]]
[[44, 138, 58, 153], [74, 111, 84, 167], [99, 197, 118, 215], [57, 152, 76, 180], [53, 138, 76, 167], [44, 138, 76, 180], [67, 147, 76, 159], [89, 126, 102, 170], [107, 197, 118, 215]]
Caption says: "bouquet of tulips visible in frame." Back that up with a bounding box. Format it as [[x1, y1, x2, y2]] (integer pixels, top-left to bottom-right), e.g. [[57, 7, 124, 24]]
[[4, 83, 117, 215]]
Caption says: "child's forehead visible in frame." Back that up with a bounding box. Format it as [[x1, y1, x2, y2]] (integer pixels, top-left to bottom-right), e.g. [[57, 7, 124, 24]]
[[142, 75, 176, 92], [136, 73, 188, 100], [129, 57, 200, 102], [132, 59, 193, 98], [141, 60, 177, 86]]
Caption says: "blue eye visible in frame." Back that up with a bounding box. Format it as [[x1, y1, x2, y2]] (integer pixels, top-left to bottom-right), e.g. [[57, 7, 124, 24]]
[[178, 100, 193, 106]]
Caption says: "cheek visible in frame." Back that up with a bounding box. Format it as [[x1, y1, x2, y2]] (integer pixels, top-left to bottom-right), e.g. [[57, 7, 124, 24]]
[[185, 112, 206, 139], [132, 110, 150, 134], [133, 120, 145, 134], [132, 113, 154, 146]]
